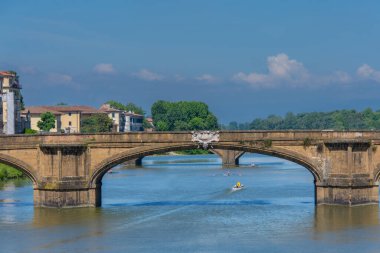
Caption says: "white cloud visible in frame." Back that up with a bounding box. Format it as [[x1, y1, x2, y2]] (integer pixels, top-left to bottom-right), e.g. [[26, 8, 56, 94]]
[[133, 69, 164, 81], [93, 63, 115, 74], [196, 74, 219, 83], [324, 71, 352, 84], [47, 73, 72, 84], [357, 64, 380, 82], [233, 72, 270, 87], [233, 53, 309, 87]]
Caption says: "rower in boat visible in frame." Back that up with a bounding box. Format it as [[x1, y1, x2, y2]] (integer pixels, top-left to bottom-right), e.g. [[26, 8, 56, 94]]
[[232, 181, 244, 191]]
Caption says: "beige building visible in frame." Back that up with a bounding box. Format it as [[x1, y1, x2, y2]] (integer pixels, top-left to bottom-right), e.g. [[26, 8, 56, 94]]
[[99, 104, 125, 132], [22, 105, 100, 133], [23, 107, 63, 132]]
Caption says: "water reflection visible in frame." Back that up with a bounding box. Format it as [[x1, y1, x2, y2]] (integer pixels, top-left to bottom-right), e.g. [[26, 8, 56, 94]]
[[314, 205, 380, 232], [0, 178, 31, 190], [32, 207, 103, 228]]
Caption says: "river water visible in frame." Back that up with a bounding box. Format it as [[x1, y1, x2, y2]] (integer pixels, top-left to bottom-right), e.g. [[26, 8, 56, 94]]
[[1, 153, 380, 253]]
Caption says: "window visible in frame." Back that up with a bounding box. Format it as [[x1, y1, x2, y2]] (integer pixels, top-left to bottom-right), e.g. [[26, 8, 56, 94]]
[[112, 112, 115, 118], [69, 112, 72, 116], [69, 121, 72, 126]]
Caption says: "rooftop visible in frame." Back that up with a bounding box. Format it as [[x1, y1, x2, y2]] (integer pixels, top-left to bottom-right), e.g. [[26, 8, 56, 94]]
[[22, 106, 63, 115], [125, 111, 144, 117], [23, 105, 102, 115], [99, 104, 123, 112], [0, 71, 17, 77], [47, 105, 101, 114]]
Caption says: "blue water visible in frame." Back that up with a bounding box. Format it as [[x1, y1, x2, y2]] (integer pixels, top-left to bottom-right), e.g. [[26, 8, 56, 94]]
[[0, 153, 380, 253]]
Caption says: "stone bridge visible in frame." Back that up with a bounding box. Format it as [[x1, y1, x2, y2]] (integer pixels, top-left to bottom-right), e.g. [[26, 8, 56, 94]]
[[2, 130, 380, 208]]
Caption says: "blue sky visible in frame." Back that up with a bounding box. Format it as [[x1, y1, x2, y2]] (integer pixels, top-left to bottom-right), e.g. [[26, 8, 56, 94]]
[[1, 0, 380, 123]]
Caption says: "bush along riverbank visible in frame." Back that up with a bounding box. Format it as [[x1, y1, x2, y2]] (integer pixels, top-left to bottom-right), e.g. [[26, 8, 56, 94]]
[[175, 149, 213, 155], [0, 163, 24, 181]]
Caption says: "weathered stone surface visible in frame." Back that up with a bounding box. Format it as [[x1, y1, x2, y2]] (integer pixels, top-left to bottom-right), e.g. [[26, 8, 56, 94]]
[[211, 149, 245, 166], [0, 131, 379, 207]]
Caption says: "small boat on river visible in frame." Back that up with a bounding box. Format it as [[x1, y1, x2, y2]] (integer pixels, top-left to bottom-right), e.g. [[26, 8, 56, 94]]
[[232, 182, 244, 191]]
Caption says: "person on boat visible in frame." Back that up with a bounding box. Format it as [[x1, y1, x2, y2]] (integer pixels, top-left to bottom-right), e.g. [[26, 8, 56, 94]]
[[236, 181, 241, 188]]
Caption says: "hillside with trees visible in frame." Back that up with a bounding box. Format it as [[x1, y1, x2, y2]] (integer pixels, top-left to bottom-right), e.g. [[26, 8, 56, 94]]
[[223, 108, 380, 130]]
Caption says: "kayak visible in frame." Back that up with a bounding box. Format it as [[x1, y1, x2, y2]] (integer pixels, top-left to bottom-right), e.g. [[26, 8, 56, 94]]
[[232, 185, 244, 191]]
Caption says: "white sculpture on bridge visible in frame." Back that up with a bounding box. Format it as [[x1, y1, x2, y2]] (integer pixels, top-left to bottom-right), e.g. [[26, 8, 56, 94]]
[[191, 131, 220, 149]]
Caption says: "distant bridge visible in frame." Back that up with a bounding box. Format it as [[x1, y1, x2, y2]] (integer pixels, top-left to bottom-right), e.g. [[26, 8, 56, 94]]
[[1, 130, 380, 207]]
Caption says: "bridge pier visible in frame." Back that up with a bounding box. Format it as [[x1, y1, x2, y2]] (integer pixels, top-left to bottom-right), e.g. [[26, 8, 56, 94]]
[[33, 143, 100, 207], [315, 185, 379, 206], [122, 157, 143, 166], [212, 149, 245, 166], [315, 140, 379, 206], [34, 187, 99, 208]]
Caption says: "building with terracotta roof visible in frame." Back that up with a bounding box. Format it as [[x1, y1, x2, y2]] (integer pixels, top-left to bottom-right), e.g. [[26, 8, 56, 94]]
[[22, 106, 63, 132], [0, 71, 24, 134], [99, 104, 126, 132], [22, 105, 102, 133]]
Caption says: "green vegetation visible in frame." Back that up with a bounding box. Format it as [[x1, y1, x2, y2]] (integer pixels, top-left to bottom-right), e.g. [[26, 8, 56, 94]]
[[176, 149, 212, 155], [56, 102, 68, 106], [151, 100, 219, 131], [263, 139, 272, 148], [223, 108, 380, 130], [0, 163, 24, 181], [106, 100, 145, 115], [24, 128, 37, 134], [81, 113, 113, 133], [37, 112, 56, 132], [303, 138, 313, 147]]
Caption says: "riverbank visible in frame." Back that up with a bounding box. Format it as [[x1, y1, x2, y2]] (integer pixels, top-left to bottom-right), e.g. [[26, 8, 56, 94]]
[[0, 164, 24, 181]]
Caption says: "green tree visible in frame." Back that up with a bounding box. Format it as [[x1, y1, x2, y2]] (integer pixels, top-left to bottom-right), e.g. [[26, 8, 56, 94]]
[[151, 100, 219, 131], [81, 113, 113, 133], [156, 120, 169, 131], [37, 112, 56, 132], [106, 100, 145, 115], [0, 163, 24, 181], [143, 118, 153, 129]]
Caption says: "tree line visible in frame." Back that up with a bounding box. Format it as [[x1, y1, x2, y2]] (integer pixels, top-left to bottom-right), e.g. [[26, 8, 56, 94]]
[[222, 108, 380, 130]]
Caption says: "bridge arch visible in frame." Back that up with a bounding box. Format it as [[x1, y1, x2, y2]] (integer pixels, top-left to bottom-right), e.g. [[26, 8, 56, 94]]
[[90, 143, 322, 187], [373, 164, 380, 182], [0, 153, 38, 184]]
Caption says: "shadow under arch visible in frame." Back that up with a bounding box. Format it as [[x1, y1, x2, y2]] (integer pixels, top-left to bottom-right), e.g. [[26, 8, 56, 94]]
[[0, 153, 38, 185], [90, 143, 322, 187], [212, 144, 322, 182], [90, 144, 199, 186]]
